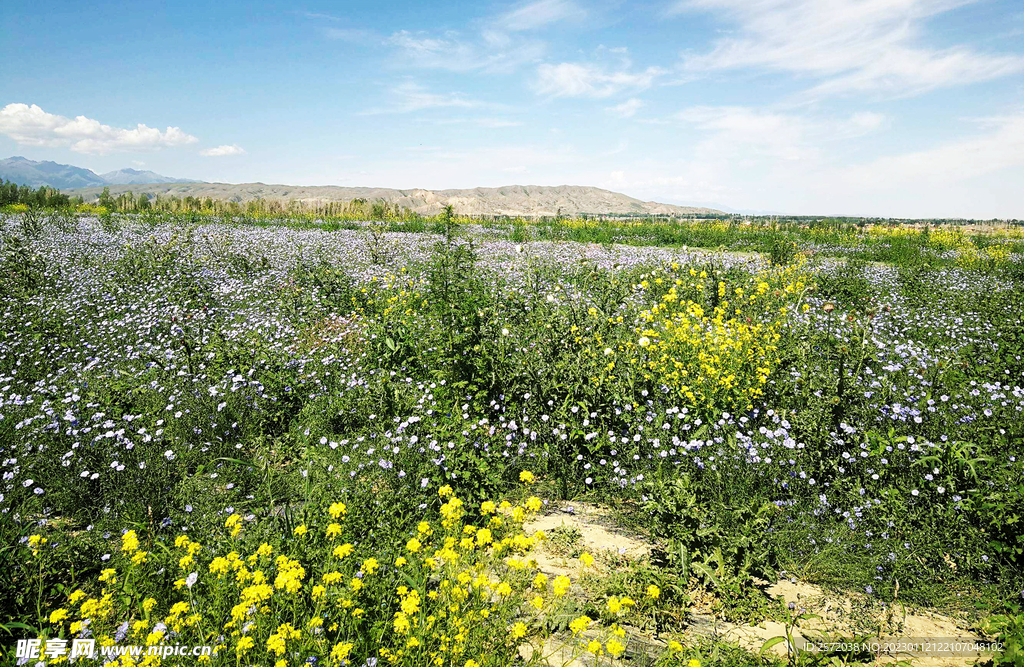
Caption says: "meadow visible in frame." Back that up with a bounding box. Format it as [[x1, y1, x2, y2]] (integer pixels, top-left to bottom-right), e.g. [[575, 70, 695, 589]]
[[1, 204, 1023, 667]]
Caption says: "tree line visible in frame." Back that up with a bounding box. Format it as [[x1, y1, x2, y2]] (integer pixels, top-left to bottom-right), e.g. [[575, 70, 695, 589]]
[[0, 180, 79, 208]]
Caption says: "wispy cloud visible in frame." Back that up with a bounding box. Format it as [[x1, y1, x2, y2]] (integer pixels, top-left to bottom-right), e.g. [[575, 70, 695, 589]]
[[673, 0, 1024, 98], [426, 117, 523, 128], [298, 11, 342, 21], [0, 103, 198, 155], [359, 82, 492, 114], [606, 97, 644, 118], [676, 105, 888, 162], [383, 0, 581, 74], [386, 29, 545, 73], [323, 27, 375, 43], [840, 114, 1024, 188], [200, 144, 246, 157], [535, 49, 665, 98], [495, 0, 582, 31]]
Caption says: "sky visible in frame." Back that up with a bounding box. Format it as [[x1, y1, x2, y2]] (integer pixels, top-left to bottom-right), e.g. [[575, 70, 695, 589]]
[[2, 0, 1023, 218]]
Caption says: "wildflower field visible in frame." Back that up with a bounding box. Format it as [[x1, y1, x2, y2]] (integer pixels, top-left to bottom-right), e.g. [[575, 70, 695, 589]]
[[1, 208, 1023, 667]]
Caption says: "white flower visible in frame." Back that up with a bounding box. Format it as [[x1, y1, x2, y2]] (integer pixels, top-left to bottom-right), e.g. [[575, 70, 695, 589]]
[[185, 572, 198, 588], [638, 337, 650, 347]]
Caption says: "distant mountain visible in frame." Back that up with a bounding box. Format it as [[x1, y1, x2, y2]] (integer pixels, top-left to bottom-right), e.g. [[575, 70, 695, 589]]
[[0, 156, 107, 189], [0, 156, 201, 190], [100, 168, 201, 185], [66, 182, 723, 217]]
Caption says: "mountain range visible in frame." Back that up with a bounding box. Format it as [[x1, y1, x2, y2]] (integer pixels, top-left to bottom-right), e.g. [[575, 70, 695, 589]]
[[66, 182, 721, 217], [2, 156, 721, 217], [0, 156, 201, 189]]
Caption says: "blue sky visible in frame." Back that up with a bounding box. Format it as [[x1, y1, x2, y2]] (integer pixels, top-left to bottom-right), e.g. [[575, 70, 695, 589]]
[[2, 0, 1023, 217]]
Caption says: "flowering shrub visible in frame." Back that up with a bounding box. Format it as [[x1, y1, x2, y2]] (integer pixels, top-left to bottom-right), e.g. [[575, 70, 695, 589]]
[[27, 485, 656, 666], [628, 260, 811, 413], [955, 242, 1013, 270]]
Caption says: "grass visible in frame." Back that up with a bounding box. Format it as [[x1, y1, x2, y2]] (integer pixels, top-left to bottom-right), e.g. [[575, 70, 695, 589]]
[[0, 207, 1022, 666]]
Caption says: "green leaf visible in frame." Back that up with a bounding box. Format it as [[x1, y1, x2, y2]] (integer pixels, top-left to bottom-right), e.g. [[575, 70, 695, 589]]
[[760, 636, 788, 655]]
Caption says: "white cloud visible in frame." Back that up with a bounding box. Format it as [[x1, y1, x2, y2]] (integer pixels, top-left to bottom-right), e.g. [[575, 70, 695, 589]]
[[534, 61, 663, 98], [676, 105, 818, 161], [383, 0, 581, 73], [200, 144, 246, 157], [606, 98, 644, 118], [323, 27, 374, 43], [386, 29, 545, 73], [495, 0, 581, 31], [438, 117, 523, 128], [840, 114, 1024, 188], [0, 103, 198, 155], [674, 0, 1024, 98], [676, 106, 888, 159], [361, 82, 490, 114]]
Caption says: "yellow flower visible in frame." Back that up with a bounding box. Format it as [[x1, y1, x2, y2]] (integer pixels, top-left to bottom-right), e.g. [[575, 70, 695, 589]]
[[579, 552, 594, 568], [587, 640, 603, 655], [668, 640, 684, 653], [293, 524, 307, 537], [49, 609, 69, 624], [121, 530, 140, 553], [395, 556, 408, 567], [142, 598, 157, 613], [333, 543, 354, 559], [210, 557, 231, 575], [511, 622, 527, 639], [552, 575, 571, 596], [68, 590, 87, 606], [606, 638, 625, 657], [224, 514, 242, 538], [331, 642, 354, 662], [326, 523, 343, 538], [406, 538, 422, 553], [495, 581, 512, 596], [530, 595, 544, 610], [688, 659, 701, 667], [519, 470, 535, 484], [235, 636, 254, 656], [362, 558, 379, 575], [569, 615, 592, 635], [439, 485, 454, 498], [328, 502, 347, 519], [646, 584, 660, 599]]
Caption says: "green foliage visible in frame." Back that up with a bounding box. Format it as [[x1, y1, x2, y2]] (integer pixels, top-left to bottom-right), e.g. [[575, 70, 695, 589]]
[[984, 604, 1024, 667], [642, 474, 780, 612], [768, 234, 799, 266], [815, 259, 874, 312]]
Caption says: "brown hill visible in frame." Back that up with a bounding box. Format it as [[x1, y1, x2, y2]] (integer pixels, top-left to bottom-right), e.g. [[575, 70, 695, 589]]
[[67, 182, 722, 217]]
